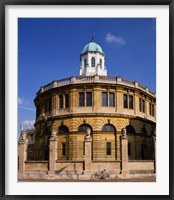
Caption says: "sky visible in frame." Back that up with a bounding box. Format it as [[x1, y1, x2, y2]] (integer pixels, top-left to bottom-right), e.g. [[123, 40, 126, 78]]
[[18, 18, 156, 133]]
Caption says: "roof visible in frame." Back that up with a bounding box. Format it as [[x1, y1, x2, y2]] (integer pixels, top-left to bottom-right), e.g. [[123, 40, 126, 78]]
[[81, 37, 104, 55]]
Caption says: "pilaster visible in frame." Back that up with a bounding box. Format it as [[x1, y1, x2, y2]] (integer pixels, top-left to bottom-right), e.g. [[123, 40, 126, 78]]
[[18, 132, 28, 172], [49, 133, 58, 174], [121, 128, 129, 176], [84, 130, 92, 171]]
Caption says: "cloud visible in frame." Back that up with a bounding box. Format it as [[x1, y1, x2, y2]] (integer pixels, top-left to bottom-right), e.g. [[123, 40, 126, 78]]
[[18, 97, 23, 105], [18, 97, 30, 105], [18, 106, 35, 111], [105, 33, 125, 45]]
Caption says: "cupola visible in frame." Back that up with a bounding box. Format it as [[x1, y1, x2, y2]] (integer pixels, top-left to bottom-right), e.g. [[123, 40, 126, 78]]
[[79, 36, 107, 76]]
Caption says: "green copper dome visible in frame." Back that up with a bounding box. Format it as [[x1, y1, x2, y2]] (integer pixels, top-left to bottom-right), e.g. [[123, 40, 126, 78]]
[[81, 37, 104, 55]]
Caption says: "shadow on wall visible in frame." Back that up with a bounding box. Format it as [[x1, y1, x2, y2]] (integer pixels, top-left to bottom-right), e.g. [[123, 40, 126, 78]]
[[55, 165, 69, 174]]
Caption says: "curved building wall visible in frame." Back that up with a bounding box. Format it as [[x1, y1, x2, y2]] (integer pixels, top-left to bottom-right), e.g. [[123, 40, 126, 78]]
[[31, 76, 156, 162]]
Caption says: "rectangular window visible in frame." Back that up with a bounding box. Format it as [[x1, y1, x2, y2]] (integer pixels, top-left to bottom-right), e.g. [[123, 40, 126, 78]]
[[142, 100, 145, 112], [128, 143, 131, 156], [45, 99, 48, 112], [139, 98, 145, 112], [45, 98, 52, 113], [139, 99, 141, 111], [149, 103, 155, 116], [106, 142, 111, 155], [36, 105, 40, 117], [83, 142, 85, 156], [129, 95, 133, 109], [149, 103, 152, 115], [109, 93, 115, 107], [65, 94, 69, 108], [124, 94, 133, 109], [59, 95, 63, 109], [62, 143, 66, 156], [102, 92, 108, 106], [86, 92, 92, 106], [79, 92, 85, 106], [123, 94, 128, 108], [152, 104, 154, 116]]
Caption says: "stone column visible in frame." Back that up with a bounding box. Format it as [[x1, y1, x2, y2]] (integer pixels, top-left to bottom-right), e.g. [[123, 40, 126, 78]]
[[84, 128, 92, 171], [93, 87, 101, 112], [121, 128, 128, 176], [18, 131, 28, 172], [48, 131, 58, 174], [69, 89, 77, 112]]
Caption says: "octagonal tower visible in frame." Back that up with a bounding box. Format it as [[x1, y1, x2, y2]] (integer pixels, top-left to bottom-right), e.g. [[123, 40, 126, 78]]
[[79, 36, 107, 76]]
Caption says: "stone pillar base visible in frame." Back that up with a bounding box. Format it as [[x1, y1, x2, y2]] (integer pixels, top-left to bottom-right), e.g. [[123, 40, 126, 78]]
[[48, 170, 56, 175], [121, 170, 129, 177], [84, 139, 92, 171]]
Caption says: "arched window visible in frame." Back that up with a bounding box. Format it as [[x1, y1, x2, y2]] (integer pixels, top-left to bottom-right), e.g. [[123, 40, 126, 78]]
[[84, 58, 87, 67], [100, 59, 102, 67], [58, 125, 69, 133], [91, 57, 95, 67], [141, 128, 147, 135], [102, 124, 116, 132], [78, 124, 92, 133], [126, 125, 135, 134]]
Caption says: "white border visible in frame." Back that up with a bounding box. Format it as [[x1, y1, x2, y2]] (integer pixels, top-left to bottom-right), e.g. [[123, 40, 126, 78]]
[[5, 5, 169, 195]]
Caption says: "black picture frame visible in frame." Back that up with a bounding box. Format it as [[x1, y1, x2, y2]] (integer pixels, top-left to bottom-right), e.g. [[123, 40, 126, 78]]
[[0, 0, 173, 199]]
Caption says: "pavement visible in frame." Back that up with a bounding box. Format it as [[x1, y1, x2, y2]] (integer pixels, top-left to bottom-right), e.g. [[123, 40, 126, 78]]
[[19, 176, 156, 182]]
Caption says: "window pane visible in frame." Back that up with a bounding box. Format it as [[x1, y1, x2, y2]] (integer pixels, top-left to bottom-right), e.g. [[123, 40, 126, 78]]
[[83, 142, 85, 156], [106, 142, 111, 155], [102, 92, 108, 106], [91, 57, 95, 67], [65, 94, 69, 108], [45, 100, 47, 112], [49, 98, 52, 111], [142, 100, 145, 112], [128, 143, 131, 156], [139, 99, 142, 112], [59, 125, 69, 133], [79, 92, 84, 106], [36, 105, 40, 117], [45, 98, 52, 112], [123, 94, 128, 108], [129, 95, 133, 109], [102, 124, 116, 132], [62, 143, 66, 156], [152, 104, 154, 116], [84, 58, 87, 67], [59, 95, 63, 109], [86, 92, 92, 106], [109, 93, 115, 107], [100, 59, 102, 67], [149, 103, 151, 115]]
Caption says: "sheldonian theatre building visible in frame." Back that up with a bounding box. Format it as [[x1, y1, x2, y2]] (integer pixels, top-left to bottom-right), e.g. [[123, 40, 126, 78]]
[[18, 37, 156, 181]]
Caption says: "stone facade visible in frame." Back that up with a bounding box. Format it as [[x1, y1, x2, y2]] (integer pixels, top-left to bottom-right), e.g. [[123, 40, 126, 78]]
[[18, 76, 156, 181]]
